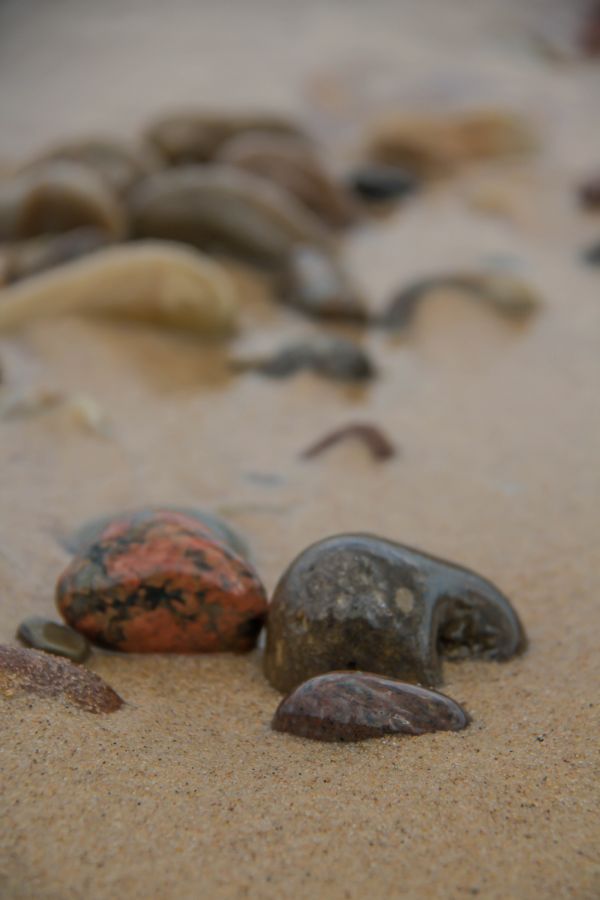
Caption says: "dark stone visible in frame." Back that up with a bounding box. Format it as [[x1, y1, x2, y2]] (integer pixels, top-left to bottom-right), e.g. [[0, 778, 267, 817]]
[[56, 510, 267, 653], [233, 337, 375, 382], [0, 645, 122, 713], [582, 241, 600, 265], [379, 272, 540, 331], [264, 533, 527, 693], [17, 616, 90, 662], [347, 164, 420, 203], [272, 671, 469, 742], [578, 175, 600, 211]]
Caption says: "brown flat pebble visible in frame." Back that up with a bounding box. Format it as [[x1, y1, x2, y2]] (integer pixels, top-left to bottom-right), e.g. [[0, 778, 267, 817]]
[[272, 671, 469, 742], [0, 644, 123, 713]]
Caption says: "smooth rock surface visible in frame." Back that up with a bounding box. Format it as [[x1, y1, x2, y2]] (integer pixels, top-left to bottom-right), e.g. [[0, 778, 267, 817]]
[[264, 533, 526, 692], [272, 671, 469, 741], [17, 616, 90, 662]]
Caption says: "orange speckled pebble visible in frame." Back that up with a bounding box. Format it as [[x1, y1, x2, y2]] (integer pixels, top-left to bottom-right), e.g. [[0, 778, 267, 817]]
[[55, 510, 268, 653]]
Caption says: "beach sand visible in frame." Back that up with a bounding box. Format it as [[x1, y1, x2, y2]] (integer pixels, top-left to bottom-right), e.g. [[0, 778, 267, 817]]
[[0, 1, 598, 897]]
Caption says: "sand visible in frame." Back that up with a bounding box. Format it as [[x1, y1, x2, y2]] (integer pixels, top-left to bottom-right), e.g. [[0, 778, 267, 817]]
[[0, 1, 599, 897]]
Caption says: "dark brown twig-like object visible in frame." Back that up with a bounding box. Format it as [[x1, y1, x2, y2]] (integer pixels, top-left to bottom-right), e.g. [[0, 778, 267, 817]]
[[301, 423, 397, 462]]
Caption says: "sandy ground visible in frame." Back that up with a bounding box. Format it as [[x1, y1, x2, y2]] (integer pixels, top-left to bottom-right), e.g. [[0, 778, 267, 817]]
[[0, 1, 599, 897]]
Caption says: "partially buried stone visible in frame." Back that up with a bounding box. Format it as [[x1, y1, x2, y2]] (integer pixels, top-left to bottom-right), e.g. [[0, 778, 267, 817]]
[[279, 245, 368, 321], [56, 510, 267, 652], [0, 228, 111, 284], [379, 271, 540, 330], [264, 533, 527, 693], [582, 240, 600, 265], [218, 132, 359, 228], [144, 110, 308, 164], [272, 671, 469, 742], [0, 644, 122, 713], [231, 336, 375, 381], [17, 616, 90, 662], [128, 165, 332, 267], [347, 164, 420, 203]]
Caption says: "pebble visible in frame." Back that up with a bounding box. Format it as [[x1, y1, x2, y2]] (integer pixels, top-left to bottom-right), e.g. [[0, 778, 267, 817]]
[[0, 228, 111, 284], [218, 132, 359, 228], [128, 165, 332, 267], [144, 110, 308, 164], [17, 616, 90, 662], [272, 671, 469, 742], [23, 137, 160, 195], [0, 242, 239, 336], [346, 164, 420, 203], [367, 110, 534, 177], [0, 161, 127, 241], [231, 336, 375, 381], [264, 533, 526, 693], [279, 245, 367, 321], [379, 271, 540, 330], [582, 240, 600, 265], [0, 644, 122, 713], [62, 506, 250, 560], [578, 174, 600, 210], [56, 510, 268, 653]]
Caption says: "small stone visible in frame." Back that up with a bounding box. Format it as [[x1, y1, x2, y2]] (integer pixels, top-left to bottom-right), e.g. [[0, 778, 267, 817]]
[[144, 111, 308, 164], [17, 616, 90, 662], [218, 132, 359, 228], [0, 228, 112, 284], [23, 137, 160, 195], [347, 164, 420, 203], [582, 240, 600, 265], [128, 165, 332, 267], [231, 336, 375, 381], [367, 110, 534, 177], [279, 245, 368, 321], [0, 161, 127, 241], [578, 175, 600, 211], [264, 533, 526, 693], [272, 671, 468, 742], [379, 271, 540, 331], [0, 644, 122, 713], [56, 510, 268, 653]]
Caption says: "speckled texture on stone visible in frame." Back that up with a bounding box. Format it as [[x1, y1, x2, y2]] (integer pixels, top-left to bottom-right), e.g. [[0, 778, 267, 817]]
[[264, 533, 526, 693], [272, 671, 469, 741], [0, 645, 122, 712]]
